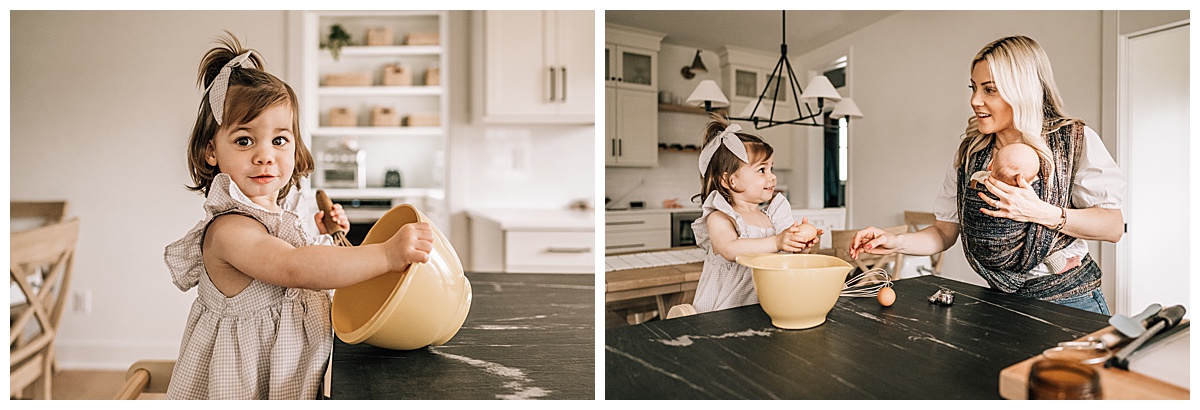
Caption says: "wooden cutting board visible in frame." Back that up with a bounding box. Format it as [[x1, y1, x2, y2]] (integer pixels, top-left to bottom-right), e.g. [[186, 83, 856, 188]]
[[998, 324, 1190, 399]]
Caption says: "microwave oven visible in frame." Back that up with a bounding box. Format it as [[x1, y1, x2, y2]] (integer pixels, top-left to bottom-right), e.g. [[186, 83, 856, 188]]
[[670, 210, 702, 247], [316, 149, 366, 189]]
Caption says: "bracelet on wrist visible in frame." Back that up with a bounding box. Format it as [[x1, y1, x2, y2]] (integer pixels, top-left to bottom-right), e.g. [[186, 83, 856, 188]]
[[1051, 206, 1067, 231]]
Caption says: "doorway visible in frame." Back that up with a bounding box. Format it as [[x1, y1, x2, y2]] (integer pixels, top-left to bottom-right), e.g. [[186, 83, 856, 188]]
[[1119, 22, 1189, 316]]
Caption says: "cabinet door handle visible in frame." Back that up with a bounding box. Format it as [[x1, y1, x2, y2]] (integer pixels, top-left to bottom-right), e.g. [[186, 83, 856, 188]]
[[606, 243, 644, 250], [561, 66, 567, 101], [549, 67, 557, 102], [546, 247, 591, 254], [606, 220, 645, 226], [611, 139, 616, 157], [619, 139, 622, 156]]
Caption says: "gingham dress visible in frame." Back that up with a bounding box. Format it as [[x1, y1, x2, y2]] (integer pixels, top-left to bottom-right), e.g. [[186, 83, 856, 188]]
[[691, 192, 795, 313], [163, 174, 333, 400]]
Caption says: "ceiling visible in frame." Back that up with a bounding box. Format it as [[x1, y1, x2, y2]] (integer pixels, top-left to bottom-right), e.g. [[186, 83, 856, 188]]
[[606, 10, 900, 57]]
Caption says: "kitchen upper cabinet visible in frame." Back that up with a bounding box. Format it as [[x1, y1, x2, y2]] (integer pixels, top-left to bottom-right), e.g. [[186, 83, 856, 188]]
[[479, 10, 594, 124], [606, 25, 664, 168], [606, 88, 658, 167]]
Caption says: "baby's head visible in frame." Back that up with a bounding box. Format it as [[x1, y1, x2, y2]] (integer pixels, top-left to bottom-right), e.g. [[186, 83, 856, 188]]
[[990, 142, 1040, 185], [185, 32, 313, 202], [696, 114, 773, 203]]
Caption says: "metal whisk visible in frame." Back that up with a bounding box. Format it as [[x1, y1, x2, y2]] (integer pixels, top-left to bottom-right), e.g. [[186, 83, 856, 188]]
[[316, 190, 353, 247], [841, 268, 892, 297]]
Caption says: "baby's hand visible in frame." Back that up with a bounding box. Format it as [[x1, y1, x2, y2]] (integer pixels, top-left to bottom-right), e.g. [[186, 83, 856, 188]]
[[314, 204, 350, 235], [386, 222, 434, 272]]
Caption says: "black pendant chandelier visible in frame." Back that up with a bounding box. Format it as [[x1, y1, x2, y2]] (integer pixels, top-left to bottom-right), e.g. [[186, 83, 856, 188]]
[[726, 11, 863, 130]]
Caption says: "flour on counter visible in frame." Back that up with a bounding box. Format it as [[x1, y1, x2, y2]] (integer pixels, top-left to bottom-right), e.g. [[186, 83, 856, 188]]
[[654, 328, 775, 347]]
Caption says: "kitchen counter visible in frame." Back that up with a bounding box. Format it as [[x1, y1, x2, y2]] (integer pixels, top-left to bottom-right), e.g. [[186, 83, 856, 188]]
[[605, 275, 1117, 399], [329, 272, 594, 399]]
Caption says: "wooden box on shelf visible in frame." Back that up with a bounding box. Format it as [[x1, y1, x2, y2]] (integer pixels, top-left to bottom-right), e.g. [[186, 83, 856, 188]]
[[404, 113, 439, 127], [324, 72, 372, 87], [328, 107, 357, 127], [382, 64, 412, 86], [365, 27, 394, 46], [405, 32, 439, 45], [371, 107, 401, 127], [425, 67, 440, 86]]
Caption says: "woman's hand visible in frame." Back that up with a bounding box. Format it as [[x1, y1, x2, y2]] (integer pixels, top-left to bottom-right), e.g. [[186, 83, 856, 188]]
[[848, 226, 901, 259], [314, 203, 351, 235], [979, 174, 1059, 225]]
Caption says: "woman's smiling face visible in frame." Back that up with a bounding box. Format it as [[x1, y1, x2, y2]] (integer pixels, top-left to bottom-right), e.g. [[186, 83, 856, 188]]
[[970, 60, 1016, 137]]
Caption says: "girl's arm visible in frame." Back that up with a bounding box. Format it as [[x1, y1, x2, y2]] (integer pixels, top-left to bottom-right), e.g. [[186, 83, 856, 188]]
[[706, 212, 806, 262], [204, 214, 432, 290], [849, 221, 959, 259]]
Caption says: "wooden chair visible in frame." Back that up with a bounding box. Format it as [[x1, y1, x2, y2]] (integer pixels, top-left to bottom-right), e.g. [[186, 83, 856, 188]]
[[10, 201, 68, 232], [904, 211, 945, 275], [114, 360, 175, 400], [831, 225, 907, 280], [10, 218, 79, 399]]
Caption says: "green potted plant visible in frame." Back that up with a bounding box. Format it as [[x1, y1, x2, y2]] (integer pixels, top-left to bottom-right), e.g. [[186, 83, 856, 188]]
[[322, 24, 352, 61]]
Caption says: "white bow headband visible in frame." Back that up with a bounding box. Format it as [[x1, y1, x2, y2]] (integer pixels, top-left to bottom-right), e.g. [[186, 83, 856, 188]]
[[205, 51, 258, 125], [698, 124, 749, 176]]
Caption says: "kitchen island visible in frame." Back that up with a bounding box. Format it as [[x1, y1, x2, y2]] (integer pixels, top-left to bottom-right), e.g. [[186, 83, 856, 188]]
[[606, 275, 1121, 399], [329, 272, 593, 400]]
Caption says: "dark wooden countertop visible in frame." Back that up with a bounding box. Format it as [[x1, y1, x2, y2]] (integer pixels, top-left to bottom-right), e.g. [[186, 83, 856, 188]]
[[330, 272, 594, 400], [605, 275, 1112, 399]]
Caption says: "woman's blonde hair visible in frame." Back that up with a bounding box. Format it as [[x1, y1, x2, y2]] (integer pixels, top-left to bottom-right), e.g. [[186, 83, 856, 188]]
[[956, 35, 1081, 176], [185, 31, 313, 202], [693, 113, 773, 204]]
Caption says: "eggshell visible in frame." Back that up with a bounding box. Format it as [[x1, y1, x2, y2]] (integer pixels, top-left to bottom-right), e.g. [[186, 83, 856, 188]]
[[877, 286, 896, 306], [796, 223, 818, 241]]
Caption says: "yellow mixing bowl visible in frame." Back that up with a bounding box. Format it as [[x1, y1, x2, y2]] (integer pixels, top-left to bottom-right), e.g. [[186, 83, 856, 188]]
[[736, 253, 852, 329], [331, 204, 472, 350]]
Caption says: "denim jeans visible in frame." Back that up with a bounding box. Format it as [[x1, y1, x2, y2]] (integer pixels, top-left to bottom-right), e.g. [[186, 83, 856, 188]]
[[1052, 288, 1111, 315]]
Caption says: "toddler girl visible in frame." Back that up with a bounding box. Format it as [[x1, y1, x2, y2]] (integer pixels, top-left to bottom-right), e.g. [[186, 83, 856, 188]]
[[690, 115, 820, 313], [163, 33, 433, 399]]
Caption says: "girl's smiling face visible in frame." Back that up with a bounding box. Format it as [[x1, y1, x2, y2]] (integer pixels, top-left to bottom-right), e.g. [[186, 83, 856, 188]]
[[970, 60, 1017, 139], [726, 149, 777, 205], [205, 103, 296, 210]]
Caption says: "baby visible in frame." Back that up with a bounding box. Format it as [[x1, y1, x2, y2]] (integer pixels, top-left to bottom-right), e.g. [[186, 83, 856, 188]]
[[973, 142, 1086, 274]]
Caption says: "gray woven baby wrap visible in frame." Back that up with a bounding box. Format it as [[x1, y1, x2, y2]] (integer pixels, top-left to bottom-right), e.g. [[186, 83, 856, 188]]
[[956, 123, 1101, 301]]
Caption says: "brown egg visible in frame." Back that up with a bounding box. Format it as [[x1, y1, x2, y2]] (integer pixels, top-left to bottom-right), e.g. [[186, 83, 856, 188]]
[[796, 222, 818, 241], [877, 286, 896, 306]]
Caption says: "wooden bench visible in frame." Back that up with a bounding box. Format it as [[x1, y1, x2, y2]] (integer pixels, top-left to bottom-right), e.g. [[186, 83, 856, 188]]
[[605, 262, 702, 326]]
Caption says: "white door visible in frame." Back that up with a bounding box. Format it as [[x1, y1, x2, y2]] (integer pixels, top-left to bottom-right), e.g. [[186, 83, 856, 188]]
[[1122, 23, 1189, 316]]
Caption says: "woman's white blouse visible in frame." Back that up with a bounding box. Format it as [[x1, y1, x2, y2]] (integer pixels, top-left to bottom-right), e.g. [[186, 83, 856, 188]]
[[933, 126, 1126, 223]]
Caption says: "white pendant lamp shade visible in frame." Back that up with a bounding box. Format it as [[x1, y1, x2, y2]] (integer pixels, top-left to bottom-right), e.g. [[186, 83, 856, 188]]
[[685, 79, 730, 108], [830, 97, 863, 119], [798, 75, 841, 101]]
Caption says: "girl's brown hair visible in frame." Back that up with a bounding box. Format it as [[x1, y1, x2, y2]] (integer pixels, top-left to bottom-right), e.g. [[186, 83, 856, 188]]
[[693, 113, 773, 204], [185, 31, 313, 202]]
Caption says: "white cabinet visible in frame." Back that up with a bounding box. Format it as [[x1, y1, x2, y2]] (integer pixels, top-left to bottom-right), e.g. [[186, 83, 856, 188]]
[[605, 211, 671, 254], [792, 207, 846, 252], [468, 209, 594, 274], [479, 10, 594, 124], [292, 11, 448, 224], [605, 25, 665, 168], [719, 46, 793, 170]]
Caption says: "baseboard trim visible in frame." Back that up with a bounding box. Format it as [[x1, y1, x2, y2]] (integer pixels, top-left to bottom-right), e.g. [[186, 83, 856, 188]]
[[54, 339, 179, 371]]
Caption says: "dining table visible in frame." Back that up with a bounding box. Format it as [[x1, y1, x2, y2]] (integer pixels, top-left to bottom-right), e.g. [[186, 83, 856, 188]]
[[605, 274, 1119, 399], [328, 272, 594, 400]]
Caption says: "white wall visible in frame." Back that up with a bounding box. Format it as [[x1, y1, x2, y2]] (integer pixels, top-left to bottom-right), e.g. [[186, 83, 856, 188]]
[[10, 11, 289, 369]]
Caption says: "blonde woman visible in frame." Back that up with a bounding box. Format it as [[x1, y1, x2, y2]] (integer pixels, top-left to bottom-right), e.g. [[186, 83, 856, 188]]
[[848, 36, 1125, 314]]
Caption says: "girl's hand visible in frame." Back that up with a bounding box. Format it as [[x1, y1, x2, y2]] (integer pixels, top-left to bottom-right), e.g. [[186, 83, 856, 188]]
[[979, 174, 1058, 225], [776, 223, 807, 253], [314, 204, 351, 235], [386, 222, 434, 272], [848, 226, 900, 259]]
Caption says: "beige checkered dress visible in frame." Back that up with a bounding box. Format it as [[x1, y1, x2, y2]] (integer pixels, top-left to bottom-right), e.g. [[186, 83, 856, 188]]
[[690, 192, 795, 313], [164, 174, 333, 399]]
